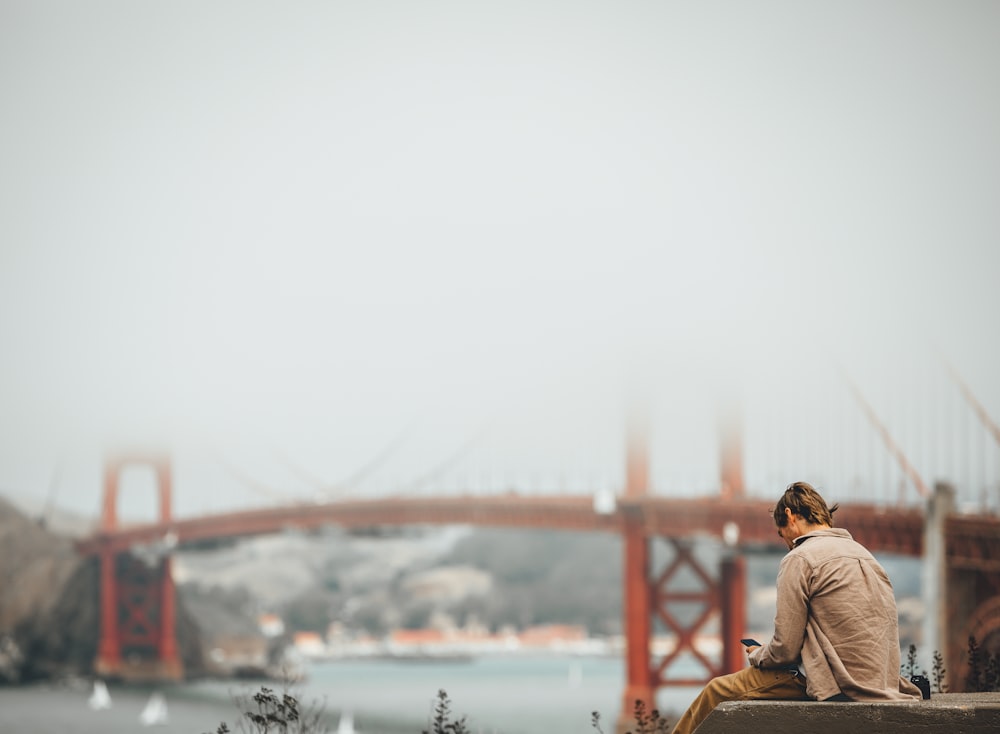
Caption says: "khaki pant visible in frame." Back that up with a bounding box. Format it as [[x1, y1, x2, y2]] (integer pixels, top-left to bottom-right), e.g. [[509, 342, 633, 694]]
[[670, 667, 809, 734]]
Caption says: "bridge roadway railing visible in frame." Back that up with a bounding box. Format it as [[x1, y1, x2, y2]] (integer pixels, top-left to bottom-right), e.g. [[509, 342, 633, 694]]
[[946, 515, 1000, 572], [75, 494, 926, 558]]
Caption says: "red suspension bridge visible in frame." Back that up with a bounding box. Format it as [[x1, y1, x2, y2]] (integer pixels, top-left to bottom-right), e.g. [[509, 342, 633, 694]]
[[74, 366, 1000, 724]]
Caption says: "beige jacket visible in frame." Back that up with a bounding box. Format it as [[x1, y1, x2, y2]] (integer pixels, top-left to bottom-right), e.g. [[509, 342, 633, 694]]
[[748, 528, 922, 701]]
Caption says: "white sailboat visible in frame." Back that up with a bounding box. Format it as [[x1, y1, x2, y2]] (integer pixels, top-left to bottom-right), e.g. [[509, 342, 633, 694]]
[[139, 691, 169, 726], [87, 679, 112, 710], [568, 661, 583, 687], [336, 710, 356, 734]]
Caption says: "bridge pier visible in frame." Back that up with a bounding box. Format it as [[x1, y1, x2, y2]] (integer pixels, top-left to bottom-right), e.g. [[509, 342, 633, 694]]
[[922, 482, 953, 680], [620, 512, 654, 725], [719, 555, 747, 674], [96, 546, 120, 672], [619, 411, 655, 732]]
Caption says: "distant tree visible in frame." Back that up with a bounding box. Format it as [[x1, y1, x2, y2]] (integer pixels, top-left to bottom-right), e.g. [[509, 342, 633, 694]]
[[423, 689, 469, 734], [349, 601, 390, 637], [281, 590, 334, 634], [206, 686, 680, 734], [931, 650, 947, 693], [204, 685, 328, 734], [901, 643, 924, 678], [593, 699, 670, 734], [400, 600, 435, 630], [440, 528, 621, 632], [967, 636, 983, 692], [964, 635, 1000, 692], [986, 650, 1000, 692]]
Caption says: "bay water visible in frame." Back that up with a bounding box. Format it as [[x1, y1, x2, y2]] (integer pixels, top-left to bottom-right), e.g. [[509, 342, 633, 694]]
[[0, 655, 703, 734]]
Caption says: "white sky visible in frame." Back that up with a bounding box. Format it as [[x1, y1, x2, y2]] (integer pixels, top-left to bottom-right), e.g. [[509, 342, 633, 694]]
[[2, 1, 999, 519]]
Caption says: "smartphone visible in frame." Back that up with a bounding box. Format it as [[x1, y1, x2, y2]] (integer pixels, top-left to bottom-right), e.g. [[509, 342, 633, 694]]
[[740, 638, 761, 647]]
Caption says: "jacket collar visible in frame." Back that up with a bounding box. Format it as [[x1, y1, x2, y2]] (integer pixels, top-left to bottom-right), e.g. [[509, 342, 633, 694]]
[[792, 527, 853, 547]]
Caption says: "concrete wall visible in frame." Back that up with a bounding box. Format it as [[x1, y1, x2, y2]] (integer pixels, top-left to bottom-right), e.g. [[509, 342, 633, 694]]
[[696, 693, 1000, 734]]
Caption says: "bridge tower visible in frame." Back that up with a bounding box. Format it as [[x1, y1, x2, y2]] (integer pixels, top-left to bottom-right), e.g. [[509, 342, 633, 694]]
[[938, 495, 1000, 690], [618, 406, 748, 730], [941, 365, 1000, 688], [94, 454, 182, 681]]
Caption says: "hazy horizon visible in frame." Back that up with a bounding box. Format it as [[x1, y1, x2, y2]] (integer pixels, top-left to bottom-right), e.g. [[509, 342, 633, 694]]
[[2, 2, 998, 519]]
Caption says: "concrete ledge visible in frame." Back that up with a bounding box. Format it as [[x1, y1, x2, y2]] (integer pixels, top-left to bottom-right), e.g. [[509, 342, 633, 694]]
[[696, 693, 1000, 734]]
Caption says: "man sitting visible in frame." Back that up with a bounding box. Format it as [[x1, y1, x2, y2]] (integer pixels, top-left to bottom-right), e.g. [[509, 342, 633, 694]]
[[670, 481, 921, 734]]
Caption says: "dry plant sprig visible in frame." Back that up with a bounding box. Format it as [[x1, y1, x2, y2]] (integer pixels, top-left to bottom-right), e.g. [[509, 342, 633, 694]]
[[423, 689, 470, 734]]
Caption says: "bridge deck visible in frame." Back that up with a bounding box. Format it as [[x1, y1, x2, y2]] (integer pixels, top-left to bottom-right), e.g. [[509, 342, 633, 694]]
[[75, 495, 932, 557]]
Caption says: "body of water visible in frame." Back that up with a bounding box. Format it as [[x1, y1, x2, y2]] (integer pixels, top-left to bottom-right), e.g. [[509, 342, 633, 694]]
[[0, 656, 703, 734]]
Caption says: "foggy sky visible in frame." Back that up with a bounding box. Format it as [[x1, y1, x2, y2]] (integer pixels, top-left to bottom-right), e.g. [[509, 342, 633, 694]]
[[2, 1, 999, 519]]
